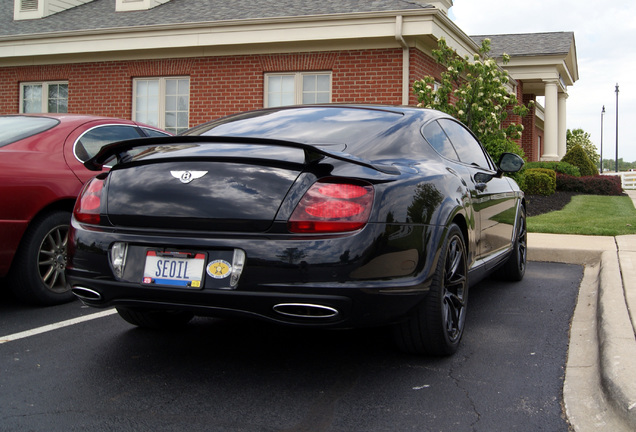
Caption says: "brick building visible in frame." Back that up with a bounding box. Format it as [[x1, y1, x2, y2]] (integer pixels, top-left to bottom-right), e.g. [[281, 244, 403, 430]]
[[0, 0, 577, 161]]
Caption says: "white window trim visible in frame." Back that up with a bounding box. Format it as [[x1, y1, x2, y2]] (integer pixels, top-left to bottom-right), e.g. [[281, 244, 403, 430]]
[[264, 72, 332, 108], [132, 76, 190, 134], [19, 81, 68, 113]]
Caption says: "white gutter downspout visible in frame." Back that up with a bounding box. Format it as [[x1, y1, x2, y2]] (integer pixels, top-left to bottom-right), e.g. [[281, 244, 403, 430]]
[[395, 15, 410, 106]]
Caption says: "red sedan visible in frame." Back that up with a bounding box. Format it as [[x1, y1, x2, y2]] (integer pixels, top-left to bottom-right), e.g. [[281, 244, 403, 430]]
[[0, 114, 170, 305]]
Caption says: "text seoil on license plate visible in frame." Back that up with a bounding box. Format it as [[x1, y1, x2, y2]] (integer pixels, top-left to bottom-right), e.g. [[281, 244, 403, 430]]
[[143, 250, 206, 288]]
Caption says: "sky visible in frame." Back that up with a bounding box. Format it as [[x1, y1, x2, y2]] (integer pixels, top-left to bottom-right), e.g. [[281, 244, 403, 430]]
[[449, 0, 636, 163]]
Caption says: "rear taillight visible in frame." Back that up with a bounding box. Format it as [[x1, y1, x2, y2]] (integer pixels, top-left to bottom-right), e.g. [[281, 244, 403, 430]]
[[73, 177, 104, 225], [288, 180, 374, 233]]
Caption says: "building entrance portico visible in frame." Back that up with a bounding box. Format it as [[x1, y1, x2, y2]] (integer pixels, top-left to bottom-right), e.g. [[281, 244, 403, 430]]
[[471, 32, 578, 162]]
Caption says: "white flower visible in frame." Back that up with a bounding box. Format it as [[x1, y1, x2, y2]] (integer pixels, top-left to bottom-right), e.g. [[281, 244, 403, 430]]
[[458, 110, 465, 116]]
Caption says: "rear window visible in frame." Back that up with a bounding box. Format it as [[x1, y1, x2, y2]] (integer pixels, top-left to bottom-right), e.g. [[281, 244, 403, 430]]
[[185, 107, 403, 146], [0, 116, 59, 148], [74, 125, 145, 162]]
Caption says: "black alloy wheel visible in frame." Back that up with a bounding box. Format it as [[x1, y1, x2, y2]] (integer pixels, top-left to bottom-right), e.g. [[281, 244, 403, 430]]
[[393, 223, 468, 356], [494, 205, 527, 282]]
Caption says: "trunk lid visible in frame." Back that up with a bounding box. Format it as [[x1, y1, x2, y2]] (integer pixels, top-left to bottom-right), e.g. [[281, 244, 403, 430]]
[[105, 154, 301, 232]]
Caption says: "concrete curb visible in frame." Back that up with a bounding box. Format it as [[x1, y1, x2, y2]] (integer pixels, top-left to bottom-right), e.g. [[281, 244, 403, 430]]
[[597, 249, 636, 428], [529, 231, 636, 431]]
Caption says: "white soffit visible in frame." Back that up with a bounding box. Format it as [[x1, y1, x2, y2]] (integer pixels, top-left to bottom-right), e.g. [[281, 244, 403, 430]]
[[0, 9, 481, 66]]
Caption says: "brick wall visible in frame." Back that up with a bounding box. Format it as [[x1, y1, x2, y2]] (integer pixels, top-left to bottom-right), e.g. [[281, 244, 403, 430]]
[[522, 93, 538, 161], [410, 49, 450, 105], [0, 48, 410, 126], [0, 47, 540, 160]]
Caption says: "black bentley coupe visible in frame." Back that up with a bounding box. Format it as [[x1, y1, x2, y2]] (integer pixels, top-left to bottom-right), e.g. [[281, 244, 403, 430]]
[[66, 105, 526, 356]]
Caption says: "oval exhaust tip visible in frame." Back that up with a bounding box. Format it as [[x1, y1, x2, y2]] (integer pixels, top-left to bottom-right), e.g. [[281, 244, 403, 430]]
[[71, 286, 102, 301], [273, 303, 339, 319]]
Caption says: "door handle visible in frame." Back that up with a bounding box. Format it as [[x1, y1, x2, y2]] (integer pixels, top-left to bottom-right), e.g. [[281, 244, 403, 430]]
[[475, 183, 487, 192]]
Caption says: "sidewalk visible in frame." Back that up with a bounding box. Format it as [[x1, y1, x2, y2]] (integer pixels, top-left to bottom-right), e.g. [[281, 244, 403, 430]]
[[528, 190, 636, 431]]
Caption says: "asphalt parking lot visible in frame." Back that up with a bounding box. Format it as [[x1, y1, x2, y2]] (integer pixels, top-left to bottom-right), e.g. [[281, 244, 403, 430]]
[[1, 261, 582, 432]]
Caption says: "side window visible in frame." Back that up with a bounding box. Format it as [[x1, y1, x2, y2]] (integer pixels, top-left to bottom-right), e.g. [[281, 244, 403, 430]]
[[422, 120, 459, 160], [74, 125, 144, 162], [438, 119, 492, 169]]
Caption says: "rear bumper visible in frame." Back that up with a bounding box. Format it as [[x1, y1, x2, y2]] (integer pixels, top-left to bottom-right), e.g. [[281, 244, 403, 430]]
[[67, 271, 430, 328], [66, 220, 443, 328]]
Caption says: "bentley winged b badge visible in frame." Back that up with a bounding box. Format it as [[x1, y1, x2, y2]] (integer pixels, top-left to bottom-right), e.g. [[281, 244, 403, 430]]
[[170, 171, 208, 184]]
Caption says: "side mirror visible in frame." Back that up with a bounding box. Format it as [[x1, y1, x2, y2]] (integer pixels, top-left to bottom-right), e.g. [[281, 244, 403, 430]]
[[498, 153, 525, 173]]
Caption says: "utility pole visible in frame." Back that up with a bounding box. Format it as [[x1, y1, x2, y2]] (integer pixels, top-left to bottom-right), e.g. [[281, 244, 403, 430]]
[[615, 84, 619, 172], [600, 105, 605, 173]]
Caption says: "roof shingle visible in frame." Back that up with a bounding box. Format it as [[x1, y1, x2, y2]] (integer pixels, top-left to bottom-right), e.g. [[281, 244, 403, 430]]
[[471, 32, 575, 57], [0, 0, 432, 37]]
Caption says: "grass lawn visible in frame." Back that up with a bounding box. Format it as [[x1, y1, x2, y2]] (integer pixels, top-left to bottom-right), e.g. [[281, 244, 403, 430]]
[[527, 194, 636, 236]]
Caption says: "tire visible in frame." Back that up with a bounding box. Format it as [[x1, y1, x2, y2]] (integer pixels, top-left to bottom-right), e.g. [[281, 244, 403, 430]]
[[493, 205, 527, 282], [116, 307, 194, 330], [10, 210, 74, 305], [393, 223, 468, 356]]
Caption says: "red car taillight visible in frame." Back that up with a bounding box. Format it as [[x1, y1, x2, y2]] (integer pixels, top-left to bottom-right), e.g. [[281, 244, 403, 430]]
[[73, 177, 104, 225], [288, 180, 374, 233]]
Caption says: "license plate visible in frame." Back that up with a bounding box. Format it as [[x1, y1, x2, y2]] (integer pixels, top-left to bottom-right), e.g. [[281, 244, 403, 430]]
[[143, 250, 206, 288]]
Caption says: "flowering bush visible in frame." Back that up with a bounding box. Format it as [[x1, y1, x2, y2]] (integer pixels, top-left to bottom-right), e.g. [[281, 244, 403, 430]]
[[413, 38, 533, 163], [556, 173, 623, 195]]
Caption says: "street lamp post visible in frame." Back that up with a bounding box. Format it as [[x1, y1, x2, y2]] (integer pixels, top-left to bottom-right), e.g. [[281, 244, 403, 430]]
[[615, 84, 619, 172], [600, 105, 605, 173]]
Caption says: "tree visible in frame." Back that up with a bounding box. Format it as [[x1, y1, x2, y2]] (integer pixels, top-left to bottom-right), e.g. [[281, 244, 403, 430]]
[[566, 129, 600, 167], [413, 37, 533, 163]]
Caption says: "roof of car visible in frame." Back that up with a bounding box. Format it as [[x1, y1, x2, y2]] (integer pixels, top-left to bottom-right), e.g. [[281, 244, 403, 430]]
[[0, 0, 433, 37]]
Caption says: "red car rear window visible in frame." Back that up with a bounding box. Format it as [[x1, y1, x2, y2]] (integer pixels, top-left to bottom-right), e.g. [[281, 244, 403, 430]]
[[0, 116, 59, 148]]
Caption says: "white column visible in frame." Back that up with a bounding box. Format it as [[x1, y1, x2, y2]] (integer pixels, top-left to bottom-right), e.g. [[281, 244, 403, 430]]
[[542, 80, 559, 161], [558, 92, 568, 158]]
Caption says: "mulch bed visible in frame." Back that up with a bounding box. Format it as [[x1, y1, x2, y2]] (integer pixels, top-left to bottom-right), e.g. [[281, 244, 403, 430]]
[[525, 191, 580, 217]]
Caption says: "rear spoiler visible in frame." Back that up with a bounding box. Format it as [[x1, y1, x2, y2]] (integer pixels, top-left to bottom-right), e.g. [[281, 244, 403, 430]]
[[84, 135, 401, 175]]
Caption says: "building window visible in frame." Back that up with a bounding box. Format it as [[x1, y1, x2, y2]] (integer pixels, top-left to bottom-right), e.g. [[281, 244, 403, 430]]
[[20, 82, 68, 113], [265, 72, 331, 107], [133, 77, 190, 134]]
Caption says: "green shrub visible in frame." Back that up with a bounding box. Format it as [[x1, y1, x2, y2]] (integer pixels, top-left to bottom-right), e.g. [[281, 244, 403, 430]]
[[524, 161, 581, 177], [508, 171, 526, 191], [524, 168, 556, 195], [561, 145, 598, 177]]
